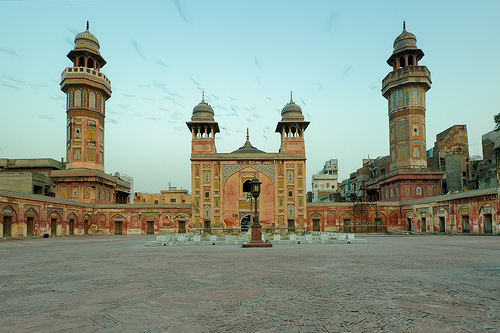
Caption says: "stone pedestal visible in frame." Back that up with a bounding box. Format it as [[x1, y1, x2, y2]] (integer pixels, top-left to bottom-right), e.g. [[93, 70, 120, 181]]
[[242, 224, 272, 248]]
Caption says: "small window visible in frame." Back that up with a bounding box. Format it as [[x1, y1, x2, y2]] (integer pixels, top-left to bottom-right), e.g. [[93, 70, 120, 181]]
[[288, 191, 293, 198], [205, 191, 210, 198], [170, 198, 176, 203], [154, 200, 158, 204]]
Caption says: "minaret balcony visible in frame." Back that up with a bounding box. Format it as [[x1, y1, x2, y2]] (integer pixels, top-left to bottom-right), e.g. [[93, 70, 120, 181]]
[[60, 67, 111, 96], [382, 65, 431, 97]]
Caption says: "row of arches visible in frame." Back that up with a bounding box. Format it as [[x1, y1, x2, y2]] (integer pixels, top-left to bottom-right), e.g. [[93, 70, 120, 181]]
[[393, 54, 418, 70], [407, 202, 497, 234], [74, 56, 101, 71], [1, 206, 92, 237], [0, 205, 191, 237], [308, 210, 397, 233]]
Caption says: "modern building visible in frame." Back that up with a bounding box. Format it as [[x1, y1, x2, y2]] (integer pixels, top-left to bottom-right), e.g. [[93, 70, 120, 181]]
[[468, 130, 500, 190], [311, 159, 339, 202], [0, 158, 65, 196], [134, 187, 191, 205]]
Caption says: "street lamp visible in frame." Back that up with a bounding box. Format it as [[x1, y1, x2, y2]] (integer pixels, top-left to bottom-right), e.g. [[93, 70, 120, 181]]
[[242, 176, 272, 248], [250, 177, 261, 225]]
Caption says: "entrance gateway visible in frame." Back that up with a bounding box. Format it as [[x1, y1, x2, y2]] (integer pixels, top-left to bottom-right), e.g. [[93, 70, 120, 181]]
[[241, 215, 251, 232]]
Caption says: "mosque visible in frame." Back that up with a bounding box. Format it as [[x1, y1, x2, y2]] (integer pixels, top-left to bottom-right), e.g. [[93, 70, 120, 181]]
[[0, 23, 498, 237]]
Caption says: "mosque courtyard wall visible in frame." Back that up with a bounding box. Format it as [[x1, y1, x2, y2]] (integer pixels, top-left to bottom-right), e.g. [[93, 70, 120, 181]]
[[1, 187, 498, 238]]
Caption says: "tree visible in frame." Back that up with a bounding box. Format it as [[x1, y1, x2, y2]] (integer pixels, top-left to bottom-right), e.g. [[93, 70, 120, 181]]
[[494, 113, 500, 131]]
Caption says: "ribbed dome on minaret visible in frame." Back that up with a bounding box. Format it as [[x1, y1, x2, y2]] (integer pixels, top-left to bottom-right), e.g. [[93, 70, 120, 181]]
[[281, 92, 304, 121], [387, 21, 424, 66], [191, 91, 215, 121], [67, 21, 106, 67]]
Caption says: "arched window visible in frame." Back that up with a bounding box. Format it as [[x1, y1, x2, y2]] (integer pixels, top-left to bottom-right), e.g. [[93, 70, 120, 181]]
[[243, 179, 251, 193], [78, 56, 85, 67], [87, 58, 94, 69], [399, 56, 405, 67], [408, 55, 414, 66]]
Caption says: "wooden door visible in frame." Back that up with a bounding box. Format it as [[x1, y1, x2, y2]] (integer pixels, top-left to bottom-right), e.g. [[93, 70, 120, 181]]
[[178, 221, 186, 234], [27, 217, 34, 236], [462, 216, 469, 233], [115, 222, 122, 235], [3, 216, 11, 237], [484, 215, 492, 234], [203, 220, 211, 234], [51, 218, 57, 236], [147, 221, 154, 235], [69, 219, 75, 235], [313, 219, 320, 231]]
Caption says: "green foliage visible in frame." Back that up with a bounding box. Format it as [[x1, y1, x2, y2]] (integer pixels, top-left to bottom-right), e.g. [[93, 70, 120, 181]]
[[494, 113, 500, 131], [472, 160, 481, 171]]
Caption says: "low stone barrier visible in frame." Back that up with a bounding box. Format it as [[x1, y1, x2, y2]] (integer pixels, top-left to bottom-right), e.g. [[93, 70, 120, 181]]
[[145, 231, 366, 246]]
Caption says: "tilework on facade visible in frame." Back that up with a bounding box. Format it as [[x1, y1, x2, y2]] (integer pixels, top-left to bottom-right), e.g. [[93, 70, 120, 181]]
[[222, 164, 275, 185]]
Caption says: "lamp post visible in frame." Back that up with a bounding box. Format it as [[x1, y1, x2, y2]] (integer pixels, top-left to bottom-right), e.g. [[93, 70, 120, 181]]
[[250, 177, 261, 225], [243, 176, 272, 248]]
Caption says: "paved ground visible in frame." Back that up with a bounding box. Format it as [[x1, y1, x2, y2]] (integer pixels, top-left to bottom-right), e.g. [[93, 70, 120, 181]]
[[0, 235, 498, 332]]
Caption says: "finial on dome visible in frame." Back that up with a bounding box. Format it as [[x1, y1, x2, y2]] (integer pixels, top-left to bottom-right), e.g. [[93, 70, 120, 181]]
[[403, 21, 406, 30], [87, 21, 89, 30], [246, 128, 249, 141], [202, 91, 205, 103], [290, 91, 293, 103]]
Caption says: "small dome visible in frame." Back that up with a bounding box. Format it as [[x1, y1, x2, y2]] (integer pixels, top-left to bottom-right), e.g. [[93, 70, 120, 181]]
[[392, 22, 418, 54], [281, 92, 304, 120], [191, 92, 214, 120], [74, 22, 100, 51]]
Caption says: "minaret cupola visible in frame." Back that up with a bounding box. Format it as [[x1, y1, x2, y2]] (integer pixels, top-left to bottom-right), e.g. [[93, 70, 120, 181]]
[[387, 21, 424, 70], [67, 21, 106, 70], [275, 92, 309, 154], [187, 92, 220, 154]]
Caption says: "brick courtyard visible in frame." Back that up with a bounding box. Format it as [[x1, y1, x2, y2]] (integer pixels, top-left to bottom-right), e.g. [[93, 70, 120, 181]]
[[0, 235, 498, 332]]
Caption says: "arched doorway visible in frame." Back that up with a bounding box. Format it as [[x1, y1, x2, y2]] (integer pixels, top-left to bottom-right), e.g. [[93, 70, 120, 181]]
[[2, 206, 17, 237], [48, 210, 62, 236], [241, 215, 251, 232], [67, 212, 78, 235], [25, 208, 38, 237]]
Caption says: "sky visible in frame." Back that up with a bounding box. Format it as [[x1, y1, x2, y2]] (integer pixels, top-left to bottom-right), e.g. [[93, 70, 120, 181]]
[[1, 0, 499, 194]]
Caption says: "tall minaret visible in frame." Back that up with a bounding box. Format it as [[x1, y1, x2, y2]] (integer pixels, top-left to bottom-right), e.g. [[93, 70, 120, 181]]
[[186, 92, 220, 155], [60, 22, 111, 171], [275, 92, 310, 154], [382, 22, 431, 171]]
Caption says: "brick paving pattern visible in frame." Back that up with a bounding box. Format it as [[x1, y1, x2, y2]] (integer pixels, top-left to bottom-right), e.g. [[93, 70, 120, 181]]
[[0, 235, 498, 332]]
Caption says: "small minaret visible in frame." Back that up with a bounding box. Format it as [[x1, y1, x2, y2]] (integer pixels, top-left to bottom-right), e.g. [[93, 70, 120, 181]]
[[382, 22, 431, 170], [275, 92, 309, 154], [60, 22, 111, 171], [186, 92, 220, 155]]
